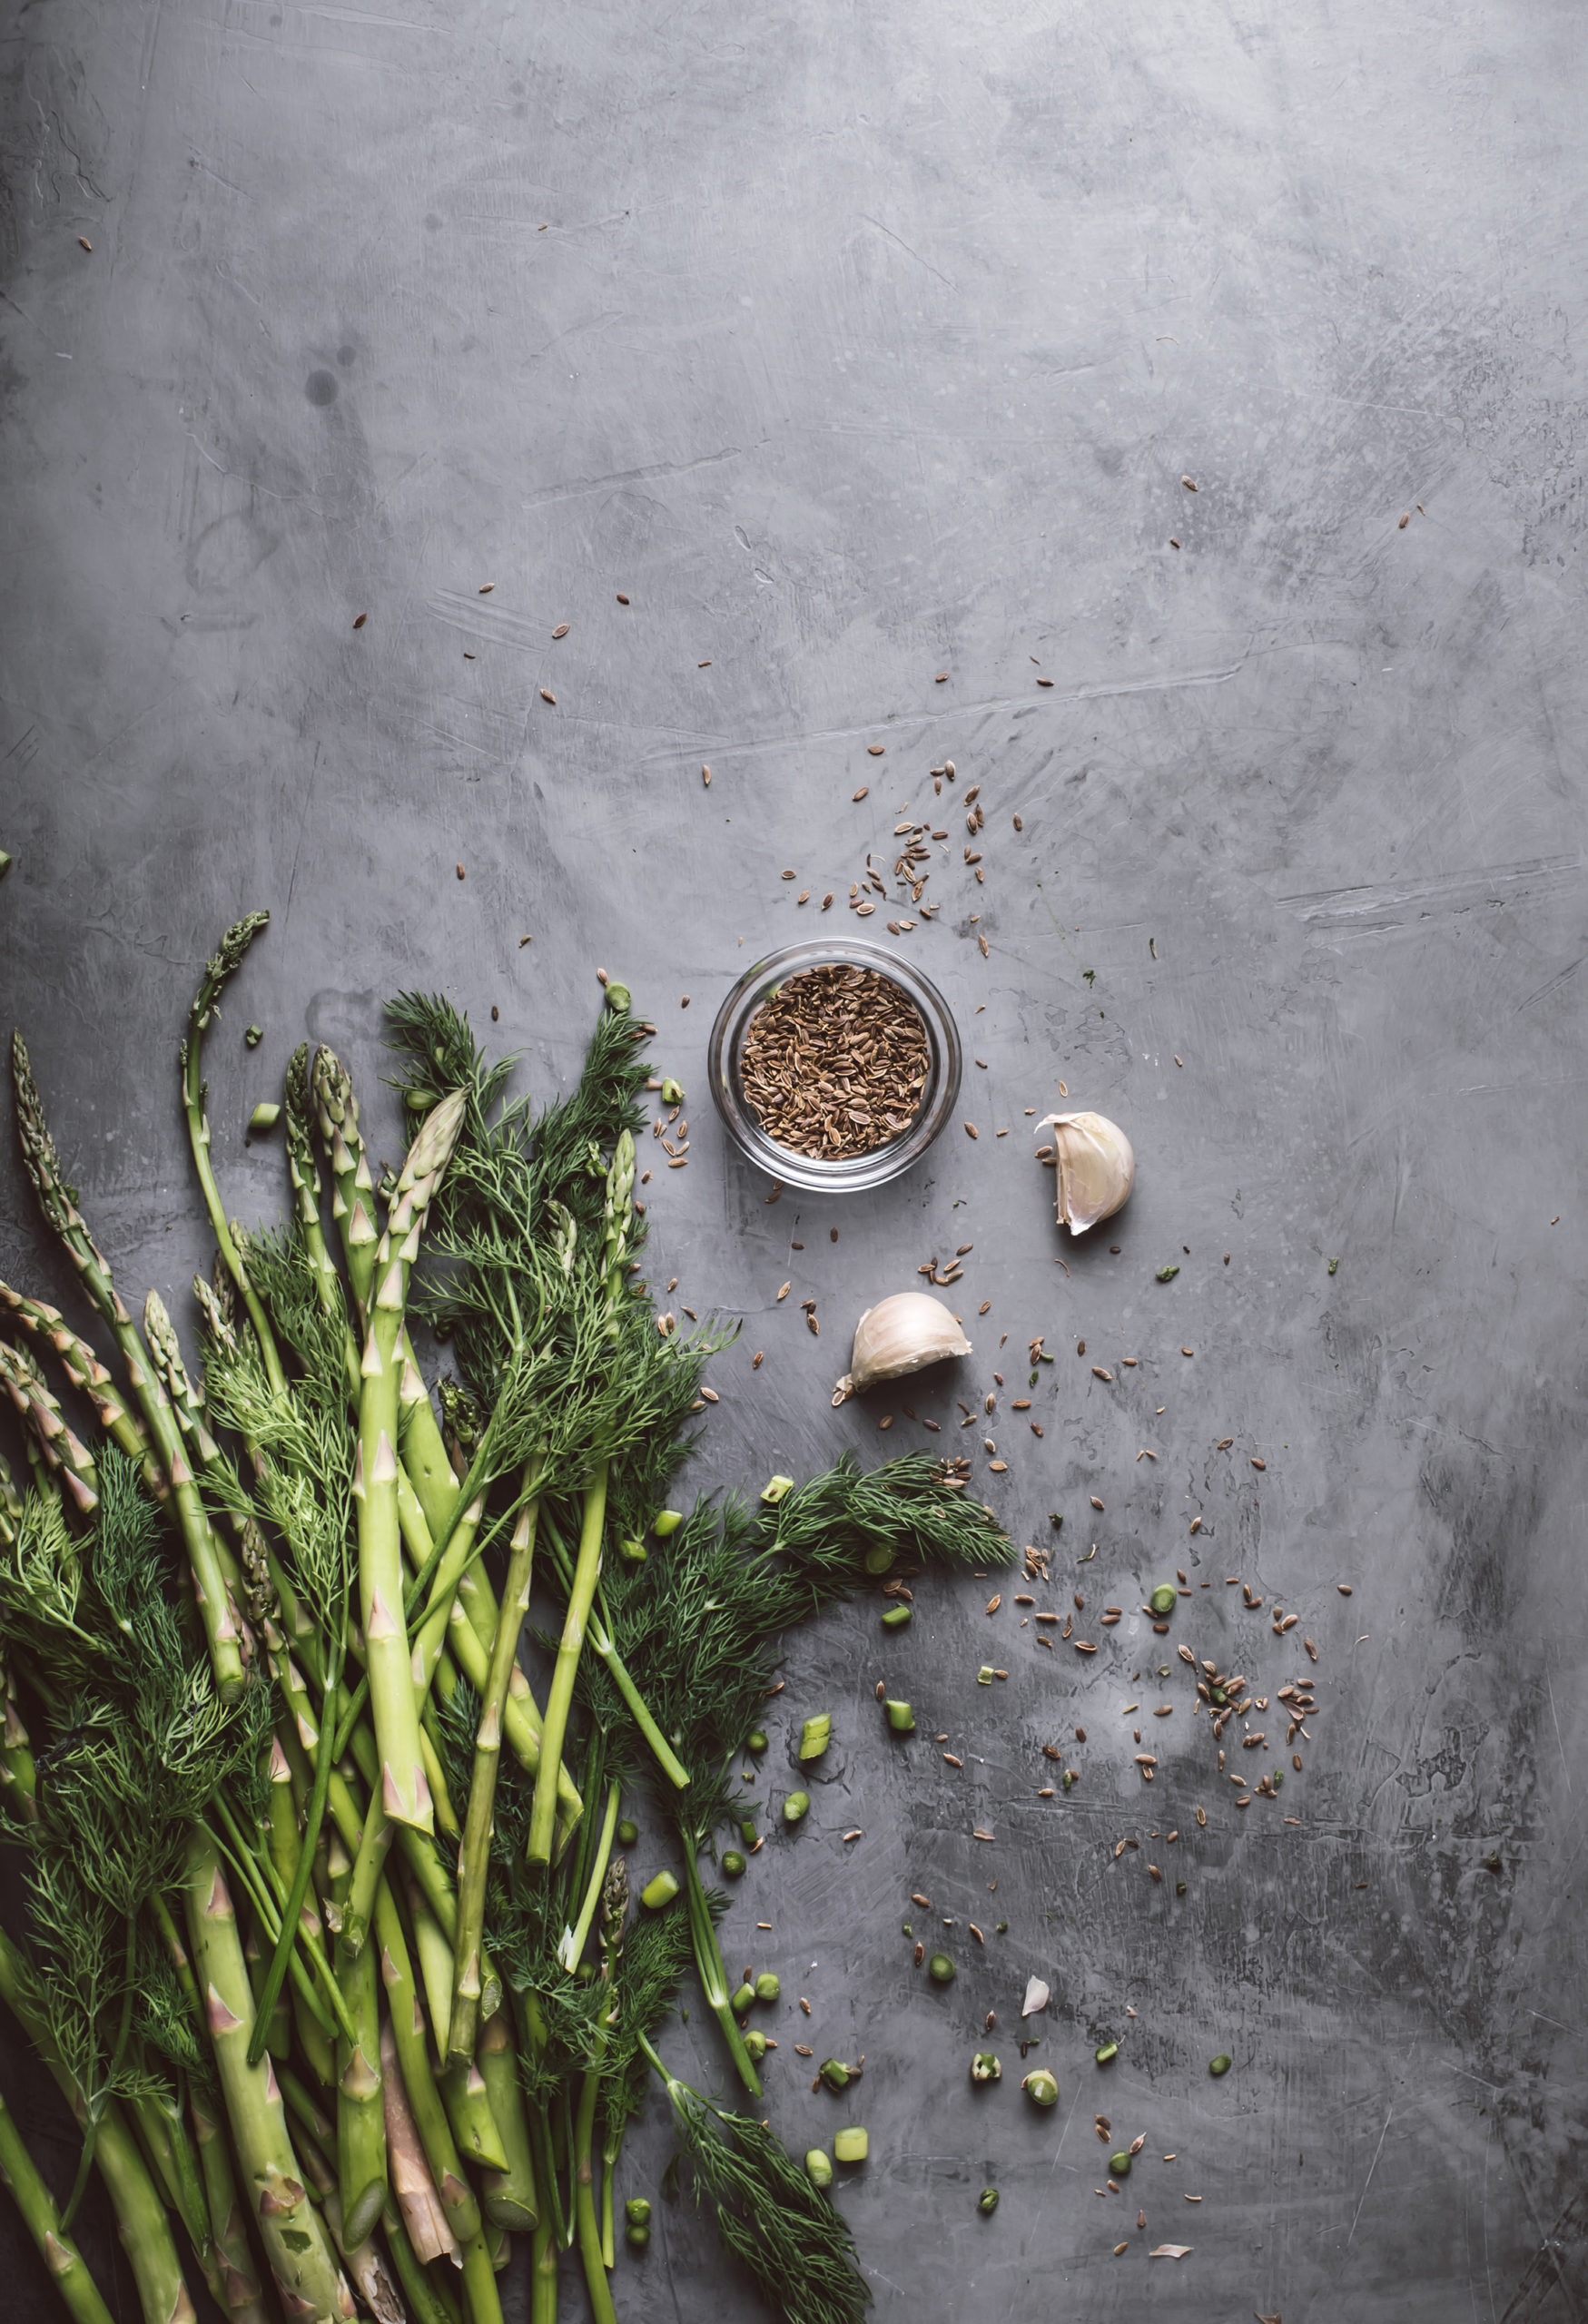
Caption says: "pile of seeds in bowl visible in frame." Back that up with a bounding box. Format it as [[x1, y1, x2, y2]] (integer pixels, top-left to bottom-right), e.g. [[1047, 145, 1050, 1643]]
[[739, 964, 931, 1158]]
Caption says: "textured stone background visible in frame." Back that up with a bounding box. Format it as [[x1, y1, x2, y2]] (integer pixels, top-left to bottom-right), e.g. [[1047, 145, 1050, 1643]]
[[3, 2, 1587, 2317]]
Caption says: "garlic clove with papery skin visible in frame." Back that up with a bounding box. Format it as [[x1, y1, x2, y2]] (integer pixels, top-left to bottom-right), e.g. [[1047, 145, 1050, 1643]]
[[832, 1292, 972, 1406], [1037, 1111, 1134, 1235]]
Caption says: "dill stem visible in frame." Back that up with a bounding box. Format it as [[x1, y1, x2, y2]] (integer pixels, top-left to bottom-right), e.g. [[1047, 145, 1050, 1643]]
[[680, 1846, 763, 2098], [528, 1462, 608, 1865]]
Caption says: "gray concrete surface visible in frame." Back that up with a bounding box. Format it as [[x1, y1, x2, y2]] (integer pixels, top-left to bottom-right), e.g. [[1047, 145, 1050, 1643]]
[[4, 1, 1587, 2317]]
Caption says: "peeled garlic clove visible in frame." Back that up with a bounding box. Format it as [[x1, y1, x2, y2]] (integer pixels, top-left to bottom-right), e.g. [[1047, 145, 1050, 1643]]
[[1037, 1111, 1134, 1235], [831, 1292, 972, 1405]]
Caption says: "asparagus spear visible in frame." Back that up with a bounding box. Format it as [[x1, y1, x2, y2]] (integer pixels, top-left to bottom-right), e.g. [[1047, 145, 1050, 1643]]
[[179, 911, 286, 1397], [0, 2073, 116, 2324], [355, 1087, 466, 1834], [182, 1837, 354, 2324], [527, 1129, 635, 1865], [0, 1933, 196, 2324], [11, 1033, 244, 1699]]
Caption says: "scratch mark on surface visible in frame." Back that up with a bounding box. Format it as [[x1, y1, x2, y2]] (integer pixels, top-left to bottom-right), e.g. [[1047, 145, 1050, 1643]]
[[1546, 1672, 1571, 1794], [858, 212, 954, 287], [519, 442, 750, 512], [1346, 2109, 1392, 2247]]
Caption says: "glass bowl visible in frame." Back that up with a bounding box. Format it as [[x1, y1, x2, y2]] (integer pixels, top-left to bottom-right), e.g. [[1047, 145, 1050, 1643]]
[[707, 940, 962, 1193]]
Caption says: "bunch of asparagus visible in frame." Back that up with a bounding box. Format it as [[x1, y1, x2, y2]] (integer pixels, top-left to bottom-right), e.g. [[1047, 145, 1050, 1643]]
[[0, 914, 1011, 2324]]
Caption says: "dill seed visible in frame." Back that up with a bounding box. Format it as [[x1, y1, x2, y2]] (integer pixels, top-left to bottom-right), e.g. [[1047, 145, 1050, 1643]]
[[540, 687, 556, 704], [738, 966, 929, 1158], [352, 611, 367, 629], [616, 592, 629, 603], [868, 743, 884, 755], [552, 622, 569, 637]]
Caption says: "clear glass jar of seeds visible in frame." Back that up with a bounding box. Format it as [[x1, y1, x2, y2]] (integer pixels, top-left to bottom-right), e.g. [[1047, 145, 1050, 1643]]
[[707, 940, 962, 1193]]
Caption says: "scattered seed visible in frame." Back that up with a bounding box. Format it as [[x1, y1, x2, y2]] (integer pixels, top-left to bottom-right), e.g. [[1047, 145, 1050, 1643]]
[[478, 582, 495, 595], [616, 592, 629, 604], [1337, 1584, 1353, 1596], [1251, 1457, 1266, 1472], [552, 622, 569, 637], [539, 687, 556, 704], [352, 612, 368, 629]]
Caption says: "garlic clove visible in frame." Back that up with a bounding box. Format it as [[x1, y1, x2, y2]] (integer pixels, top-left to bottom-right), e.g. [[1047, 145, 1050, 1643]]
[[1037, 1111, 1134, 1235], [832, 1292, 972, 1406]]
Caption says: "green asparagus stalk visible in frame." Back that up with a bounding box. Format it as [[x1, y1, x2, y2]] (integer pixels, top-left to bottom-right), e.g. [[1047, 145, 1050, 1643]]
[[190, 2093, 273, 2324], [181, 1836, 354, 2323], [573, 1858, 627, 2324], [0, 1336, 100, 1514], [1, 1646, 38, 1827], [355, 1088, 465, 1834], [0, 1932, 197, 2324], [373, 1884, 479, 2245], [179, 912, 287, 1397], [11, 1033, 244, 1699], [0, 2073, 116, 2324], [474, 2012, 539, 2232], [334, 1925, 388, 2248], [528, 1129, 636, 1865], [0, 1279, 160, 1488], [448, 1485, 540, 2062], [311, 1046, 459, 1523]]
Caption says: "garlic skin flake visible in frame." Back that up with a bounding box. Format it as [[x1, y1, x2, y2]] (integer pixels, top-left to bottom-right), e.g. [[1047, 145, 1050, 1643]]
[[1038, 1111, 1134, 1235], [832, 1292, 972, 1405]]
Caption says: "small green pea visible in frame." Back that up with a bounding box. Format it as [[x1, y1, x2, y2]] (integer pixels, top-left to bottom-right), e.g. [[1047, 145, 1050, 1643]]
[[617, 1819, 639, 1846], [625, 2223, 650, 2251], [977, 2187, 999, 2215], [755, 1972, 779, 2003], [1149, 1584, 1177, 1616], [1209, 2053, 1232, 2077], [928, 1954, 955, 1985], [1021, 2069, 1059, 2108], [783, 1792, 809, 1826], [721, 1850, 746, 1877], [730, 1984, 755, 2016], [625, 2200, 651, 2229], [605, 981, 631, 1013], [743, 2029, 767, 2062], [863, 1542, 893, 1574], [746, 1729, 769, 1753], [1109, 2151, 1130, 2177]]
